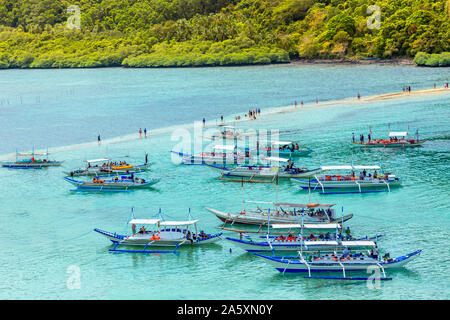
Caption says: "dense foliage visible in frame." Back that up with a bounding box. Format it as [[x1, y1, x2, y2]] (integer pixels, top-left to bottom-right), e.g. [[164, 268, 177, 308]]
[[413, 52, 450, 67], [0, 0, 448, 68]]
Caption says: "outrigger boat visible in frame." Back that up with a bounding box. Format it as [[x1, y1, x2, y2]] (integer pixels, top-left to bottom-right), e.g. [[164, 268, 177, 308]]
[[254, 249, 422, 280], [171, 145, 259, 165], [94, 217, 222, 253], [65, 158, 150, 177], [206, 157, 323, 183], [291, 165, 401, 194], [352, 131, 425, 148], [205, 202, 353, 226], [64, 173, 160, 192], [1, 149, 62, 169], [226, 232, 378, 253]]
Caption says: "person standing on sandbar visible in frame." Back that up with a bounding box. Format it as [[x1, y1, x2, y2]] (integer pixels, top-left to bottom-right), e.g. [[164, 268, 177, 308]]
[[98, 134, 101, 145]]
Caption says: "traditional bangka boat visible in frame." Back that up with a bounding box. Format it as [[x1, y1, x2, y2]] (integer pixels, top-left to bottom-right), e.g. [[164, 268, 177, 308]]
[[226, 233, 377, 253], [1, 149, 62, 169], [171, 145, 258, 165], [291, 165, 402, 194], [205, 202, 353, 226], [352, 131, 426, 148], [64, 173, 160, 192], [94, 217, 222, 253], [254, 249, 421, 280], [64, 158, 150, 176], [206, 157, 323, 183]]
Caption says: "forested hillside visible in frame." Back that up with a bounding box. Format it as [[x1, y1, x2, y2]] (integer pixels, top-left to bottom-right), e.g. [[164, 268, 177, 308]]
[[0, 0, 448, 68]]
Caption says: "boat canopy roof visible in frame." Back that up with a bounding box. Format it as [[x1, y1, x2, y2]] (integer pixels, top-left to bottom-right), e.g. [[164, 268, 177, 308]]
[[321, 165, 381, 171], [129, 219, 160, 225], [260, 140, 293, 145], [221, 125, 235, 129], [160, 220, 198, 226], [271, 223, 340, 229], [17, 152, 48, 156], [264, 156, 289, 162], [87, 158, 110, 163], [274, 203, 334, 208], [389, 132, 407, 137], [213, 145, 235, 151]]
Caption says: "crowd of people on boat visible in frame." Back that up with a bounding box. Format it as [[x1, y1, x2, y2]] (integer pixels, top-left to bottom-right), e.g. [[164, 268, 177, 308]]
[[279, 143, 301, 152], [320, 169, 389, 182], [274, 227, 353, 243]]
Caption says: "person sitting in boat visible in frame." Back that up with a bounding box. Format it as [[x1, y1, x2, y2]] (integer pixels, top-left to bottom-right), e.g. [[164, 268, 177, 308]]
[[342, 247, 350, 259], [373, 170, 378, 178], [344, 227, 352, 240], [139, 226, 146, 234], [140, 179, 146, 183], [370, 245, 379, 259]]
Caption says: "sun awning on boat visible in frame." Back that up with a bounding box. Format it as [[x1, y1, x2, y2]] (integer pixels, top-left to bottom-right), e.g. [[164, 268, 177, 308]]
[[321, 165, 353, 170], [264, 156, 289, 162], [160, 220, 199, 226], [213, 145, 236, 151], [87, 158, 110, 163], [341, 240, 375, 247], [274, 203, 335, 208], [321, 165, 381, 171], [304, 240, 339, 246], [352, 165, 381, 170], [129, 219, 160, 225], [220, 126, 235, 129], [271, 223, 340, 229], [389, 132, 407, 137], [17, 152, 48, 156], [259, 140, 293, 145]]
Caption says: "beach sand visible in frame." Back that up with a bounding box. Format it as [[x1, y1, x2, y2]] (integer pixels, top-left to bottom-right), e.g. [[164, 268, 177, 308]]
[[1, 87, 448, 159]]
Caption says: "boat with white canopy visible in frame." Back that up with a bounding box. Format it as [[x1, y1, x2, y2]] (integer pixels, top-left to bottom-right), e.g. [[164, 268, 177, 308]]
[[1, 149, 62, 169], [171, 144, 259, 165], [205, 202, 353, 226], [352, 131, 425, 148], [64, 173, 160, 192], [206, 157, 323, 183], [65, 157, 151, 176], [94, 216, 222, 253], [254, 249, 422, 280], [291, 164, 401, 194], [226, 231, 377, 253]]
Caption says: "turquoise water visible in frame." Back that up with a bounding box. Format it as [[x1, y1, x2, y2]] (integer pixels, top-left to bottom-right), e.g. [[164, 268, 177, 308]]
[[0, 64, 449, 299]]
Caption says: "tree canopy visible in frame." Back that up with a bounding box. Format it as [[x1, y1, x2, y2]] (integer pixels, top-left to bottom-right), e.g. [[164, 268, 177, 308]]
[[0, 0, 448, 68]]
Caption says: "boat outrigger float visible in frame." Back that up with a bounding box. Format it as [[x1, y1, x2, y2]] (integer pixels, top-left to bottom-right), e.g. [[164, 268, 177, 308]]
[[95, 218, 222, 254]]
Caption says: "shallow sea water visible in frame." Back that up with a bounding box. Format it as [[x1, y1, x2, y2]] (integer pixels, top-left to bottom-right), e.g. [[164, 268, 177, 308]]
[[0, 64, 449, 299]]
